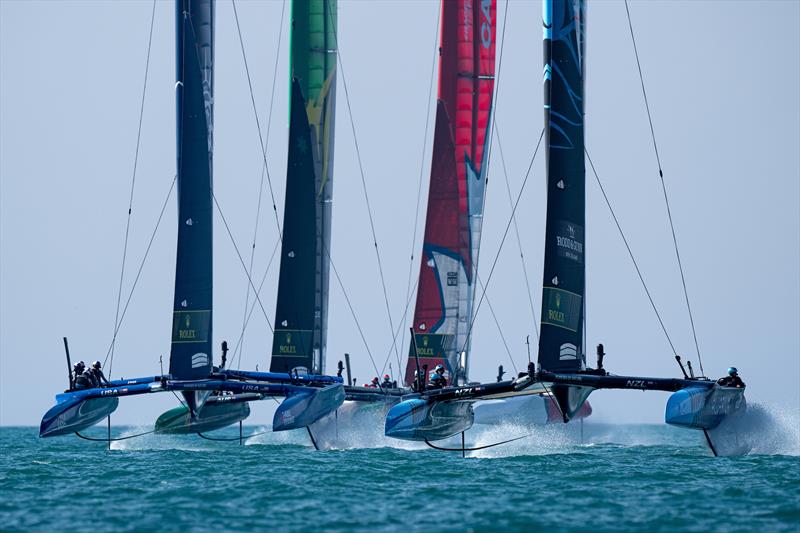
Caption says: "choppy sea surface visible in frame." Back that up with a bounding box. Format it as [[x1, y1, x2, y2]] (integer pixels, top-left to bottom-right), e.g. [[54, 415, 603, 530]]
[[2, 404, 798, 532]]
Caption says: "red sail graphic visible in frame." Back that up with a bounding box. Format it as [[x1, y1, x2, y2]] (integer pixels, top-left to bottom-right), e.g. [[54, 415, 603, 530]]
[[405, 0, 497, 386]]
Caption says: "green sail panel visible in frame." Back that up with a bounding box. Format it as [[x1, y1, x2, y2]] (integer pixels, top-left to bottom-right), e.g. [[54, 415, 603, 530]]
[[170, 0, 214, 382], [271, 0, 336, 374], [537, 0, 587, 373]]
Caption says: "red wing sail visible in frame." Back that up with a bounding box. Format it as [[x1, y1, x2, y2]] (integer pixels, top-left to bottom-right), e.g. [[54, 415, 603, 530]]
[[405, 0, 497, 387]]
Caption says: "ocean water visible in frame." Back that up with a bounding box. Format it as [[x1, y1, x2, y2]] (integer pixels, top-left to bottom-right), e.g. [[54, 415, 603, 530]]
[[1, 405, 798, 532]]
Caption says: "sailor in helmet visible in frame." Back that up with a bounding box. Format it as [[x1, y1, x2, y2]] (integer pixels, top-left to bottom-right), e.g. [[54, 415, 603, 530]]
[[367, 376, 380, 388], [380, 374, 393, 389], [89, 360, 110, 387], [717, 367, 745, 388], [429, 364, 447, 389], [72, 361, 92, 389]]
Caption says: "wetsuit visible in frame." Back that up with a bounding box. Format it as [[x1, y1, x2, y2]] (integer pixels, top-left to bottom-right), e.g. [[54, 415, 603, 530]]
[[90, 368, 110, 387], [74, 372, 92, 389], [718, 375, 745, 388], [429, 372, 446, 389]]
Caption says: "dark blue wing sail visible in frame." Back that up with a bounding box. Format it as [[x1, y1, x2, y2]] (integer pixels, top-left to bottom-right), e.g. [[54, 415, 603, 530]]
[[537, 0, 587, 373], [170, 0, 214, 382]]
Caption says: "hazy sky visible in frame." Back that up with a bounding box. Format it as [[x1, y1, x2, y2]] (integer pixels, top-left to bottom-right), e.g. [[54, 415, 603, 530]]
[[1, 0, 798, 427]]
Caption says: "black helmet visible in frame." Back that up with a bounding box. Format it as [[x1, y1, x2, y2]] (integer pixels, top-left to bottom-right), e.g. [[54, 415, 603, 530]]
[[92, 361, 102, 370]]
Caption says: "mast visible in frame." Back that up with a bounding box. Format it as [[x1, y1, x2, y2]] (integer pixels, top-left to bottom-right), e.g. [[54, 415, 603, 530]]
[[271, 0, 337, 374], [537, 0, 586, 372], [404, 0, 497, 387], [170, 0, 215, 412]]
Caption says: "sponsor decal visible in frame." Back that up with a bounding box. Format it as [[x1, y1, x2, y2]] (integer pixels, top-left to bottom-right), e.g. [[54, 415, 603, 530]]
[[463, 0, 472, 43], [626, 380, 646, 388], [555, 221, 584, 263], [191, 352, 209, 369], [272, 329, 312, 358], [480, 0, 492, 48], [172, 310, 210, 343], [408, 333, 453, 359], [541, 287, 582, 331], [447, 272, 458, 286], [559, 343, 577, 360]]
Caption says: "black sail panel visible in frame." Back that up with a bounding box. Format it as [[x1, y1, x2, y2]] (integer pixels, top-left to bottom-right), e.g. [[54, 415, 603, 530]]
[[170, 0, 214, 383], [270, 80, 319, 373], [538, 0, 586, 373]]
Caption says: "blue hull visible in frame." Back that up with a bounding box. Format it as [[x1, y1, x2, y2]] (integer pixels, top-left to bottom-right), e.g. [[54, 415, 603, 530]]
[[385, 397, 474, 441], [273, 383, 345, 431], [40, 396, 119, 438], [665, 385, 746, 430]]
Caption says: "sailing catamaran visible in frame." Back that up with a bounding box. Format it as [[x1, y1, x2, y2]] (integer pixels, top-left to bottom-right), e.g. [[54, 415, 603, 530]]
[[40, 0, 345, 440], [384, 0, 747, 456]]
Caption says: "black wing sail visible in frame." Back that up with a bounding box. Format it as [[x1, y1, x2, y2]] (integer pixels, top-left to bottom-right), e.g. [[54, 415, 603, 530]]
[[538, 0, 587, 374], [271, 0, 337, 375], [271, 80, 319, 373], [170, 0, 214, 386]]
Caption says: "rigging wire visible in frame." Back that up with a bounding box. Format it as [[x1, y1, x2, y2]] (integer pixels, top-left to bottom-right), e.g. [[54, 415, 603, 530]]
[[231, 0, 283, 241], [585, 147, 677, 356], [476, 275, 518, 374], [211, 192, 275, 335], [230, 240, 280, 370], [624, 0, 703, 374], [398, 3, 442, 376], [379, 277, 419, 379], [102, 175, 178, 366], [322, 241, 384, 387], [237, 0, 287, 370], [108, 0, 157, 379], [326, 7, 400, 371], [493, 124, 540, 344], [459, 129, 545, 356]]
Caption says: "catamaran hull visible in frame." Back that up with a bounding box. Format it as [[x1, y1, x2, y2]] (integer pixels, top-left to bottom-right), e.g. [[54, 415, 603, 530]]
[[546, 383, 595, 422], [273, 383, 346, 431], [39, 396, 119, 438], [473, 394, 592, 425], [155, 395, 254, 434], [385, 398, 474, 441], [665, 385, 746, 430]]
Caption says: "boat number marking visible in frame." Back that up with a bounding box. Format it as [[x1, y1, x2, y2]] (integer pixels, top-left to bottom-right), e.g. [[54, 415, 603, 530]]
[[626, 380, 646, 388]]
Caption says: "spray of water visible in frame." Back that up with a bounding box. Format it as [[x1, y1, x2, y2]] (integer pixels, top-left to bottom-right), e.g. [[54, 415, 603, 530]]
[[309, 401, 425, 451], [709, 402, 800, 457]]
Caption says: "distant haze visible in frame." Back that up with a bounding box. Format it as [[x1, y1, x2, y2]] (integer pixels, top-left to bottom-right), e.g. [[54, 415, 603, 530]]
[[1, 0, 798, 426]]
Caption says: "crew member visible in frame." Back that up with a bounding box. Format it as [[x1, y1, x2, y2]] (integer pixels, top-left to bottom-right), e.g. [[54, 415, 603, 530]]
[[717, 367, 745, 388], [429, 364, 447, 389], [367, 376, 379, 388], [381, 374, 392, 388], [89, 360, 110, 387], [73, 361, 91, 389]]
